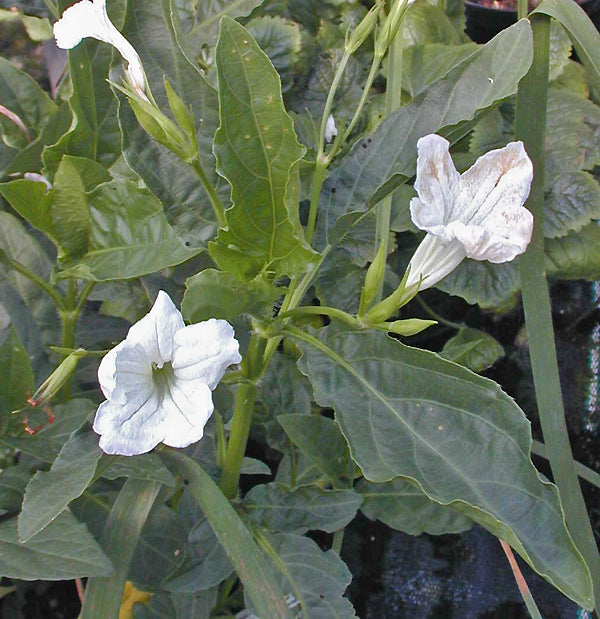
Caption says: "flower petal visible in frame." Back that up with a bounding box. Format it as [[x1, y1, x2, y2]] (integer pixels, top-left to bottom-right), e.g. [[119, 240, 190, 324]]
[[410, 134, 461, 233], [97, 340, 125, 400], [455, 141, 533, 227], [406, 235, 466, 291], [172, 319, 242, 390], [126, 291, 184, 367], [161, 379, 214, 448], [93, 389, 165, 456]]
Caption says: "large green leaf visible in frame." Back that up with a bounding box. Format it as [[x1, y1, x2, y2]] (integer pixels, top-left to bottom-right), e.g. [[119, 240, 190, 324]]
[[0, 327, 34, 435], [546, 221, 600, 280], [293, 322, 593, 609], [440, 327, 505, 373], [209, 17, 316, 281], [182, 269, 279, 323], [18, 430, 102, 542], [315, 21, 533, 248], [0, 510, 112, 580], [119, 0, 222, 248], [250, 533, 356, 619], [182, 0, 266, 51], [58, 180, 199, 281], [358, 478, 472, 536], [244, 483, 362, 534], [0, 179, 56, 242]]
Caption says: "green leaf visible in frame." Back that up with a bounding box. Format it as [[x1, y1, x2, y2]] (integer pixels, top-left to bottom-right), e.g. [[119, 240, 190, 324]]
[[182, 269, 279, 323], [0, 510, 112, 580], [183, 0, 266, 51], [241, 457, 272, 475], [58, 180, 200, 281], [42, 38, 120, 176], [401, 3, 461, 47], [18, 430, 102, 542], [533, 0, 600, 100], [101, 454, 176, 486], [357, 478, 472, 535], [314, 248, 365, 314], [162, 450, 294, 618], [0, 465, 31, 514], [119, 0, 222, 248], [244, 483, 362, 534], [292, 322, 593, 608], [278, 414, 353, 485], [544, 171, 600, 238], [209, 17, 316, 281], [402, 42, 479, 98], [0, 56, 56, 149], [315, 21, 533, 248], [253, 533, 356, 618], [440, 327, 504, 373], [254, 353, 312, 453], [0, 212, 59, 346], [0, 327, 34, 434], [0, 179, 56, 241], [546, 221, 600, 280]]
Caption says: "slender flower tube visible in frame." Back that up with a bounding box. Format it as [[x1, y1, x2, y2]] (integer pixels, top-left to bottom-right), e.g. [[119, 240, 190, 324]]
[[53, 0, 146, 97], [405, 134, 534, 291], [94, 291, 241, 456]]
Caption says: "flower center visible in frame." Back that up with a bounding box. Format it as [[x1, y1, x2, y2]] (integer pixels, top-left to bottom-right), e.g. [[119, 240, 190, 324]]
[[152, 361, 175, 397]]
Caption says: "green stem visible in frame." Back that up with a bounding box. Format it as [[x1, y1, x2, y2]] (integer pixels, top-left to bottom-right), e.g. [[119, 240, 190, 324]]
[[306, 157, 327, 244], [279, 305, 360, 328], [344, 52, 382, 140], [80, 479, 161, 619], [515, 14, 600, 607], [531, 440, 600, 490], [517, 0, 528, 19], [332, 528, 345, 554], [219, 382, 258, 499], [500, 540, 542, 619], [1, 254, 65, 310], [374, 23, 404, 303], [191, 158, 227, 228]]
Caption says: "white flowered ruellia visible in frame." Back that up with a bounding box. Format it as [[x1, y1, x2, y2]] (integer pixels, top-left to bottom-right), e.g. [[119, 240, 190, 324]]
[[94, 291, 242, 456], [405, 134, 534, 291], [53, 0, 146, 97]]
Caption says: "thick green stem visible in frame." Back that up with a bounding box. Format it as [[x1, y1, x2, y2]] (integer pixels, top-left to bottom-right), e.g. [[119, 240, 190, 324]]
[[191, 158, 227, 228], [80, 478, 161, 619], [219, 382, 258, 499], [515, 14, 600, 608], [517, 0, 528, 19], [374, 23, 404, 302]]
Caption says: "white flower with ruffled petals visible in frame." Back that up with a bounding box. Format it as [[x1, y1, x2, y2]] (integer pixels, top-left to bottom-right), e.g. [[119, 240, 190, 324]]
[[405, 134, 534, 291], [94, 291, 241, 456], [53, 0, 146, 97]]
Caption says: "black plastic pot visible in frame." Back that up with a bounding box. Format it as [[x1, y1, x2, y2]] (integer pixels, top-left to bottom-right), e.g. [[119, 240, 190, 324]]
[[465, 0, 600, 44]]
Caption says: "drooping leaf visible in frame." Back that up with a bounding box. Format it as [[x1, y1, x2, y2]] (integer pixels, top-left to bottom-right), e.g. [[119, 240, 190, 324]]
[[182, 269, 280, 323], [0, 327, 34, 435], [209, 17, 316, 281], [358, 478, 472, 536], [0, 510, 112, 580], [58, 180, 200, 281], [293, 322, 593, 608], [278, 414, 353, 485], [0, 179, 56, 242], [18, 429, 102, 542], [440, 327, 504, 373], [315, 21, 533, 249], [244, 483, 362, 534]]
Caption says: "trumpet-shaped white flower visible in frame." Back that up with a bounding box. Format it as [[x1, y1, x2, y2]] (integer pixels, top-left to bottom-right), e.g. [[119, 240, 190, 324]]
[[53, 0, 146, 97], [406, 134, 534, 291], [94, 291, 241, 456]]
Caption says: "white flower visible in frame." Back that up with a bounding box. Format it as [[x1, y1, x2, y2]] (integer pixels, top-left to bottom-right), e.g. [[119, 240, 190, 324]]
[[94, 291, 241, 456], [53, 0, 146, 97], [406, 134, 534, 291], [325, 114, 338, 143]]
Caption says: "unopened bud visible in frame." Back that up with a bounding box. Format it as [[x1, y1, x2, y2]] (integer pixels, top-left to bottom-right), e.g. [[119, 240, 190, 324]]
[[365, 266, 420, 324], [379, 318, 436, 336], [375, 0, 414, 59], [359, 242, 387, 316], [29, 351, 82, 407], [345, 1, 383, 54]]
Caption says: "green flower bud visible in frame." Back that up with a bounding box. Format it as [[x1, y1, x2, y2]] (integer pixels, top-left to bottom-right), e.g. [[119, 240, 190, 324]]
[[29, 350, 82, 407], [345, 1, 383, 54], [164, 77, 195, 138], [375, 0, 413, 59], [365, 266, 420, 324], [359, 242, 387, 316], [378, 318, 437, 336]]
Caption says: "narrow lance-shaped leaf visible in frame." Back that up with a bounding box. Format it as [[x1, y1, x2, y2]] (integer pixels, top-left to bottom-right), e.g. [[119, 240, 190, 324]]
[[209, 17, 316, 281], [292, 322, 593, 609]]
